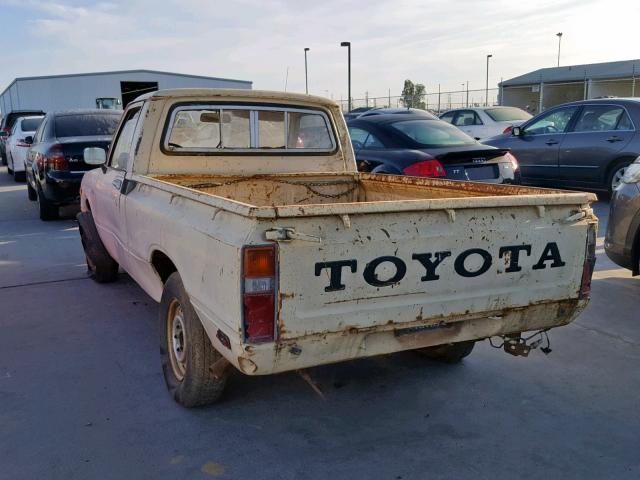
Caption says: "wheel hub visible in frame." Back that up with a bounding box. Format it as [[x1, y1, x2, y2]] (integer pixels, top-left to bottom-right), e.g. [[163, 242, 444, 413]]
[[612, 166, 627, 191], [168, 300, 187, 380]]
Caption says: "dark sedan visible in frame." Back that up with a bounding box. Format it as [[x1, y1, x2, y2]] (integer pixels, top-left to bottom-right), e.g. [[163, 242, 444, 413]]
[[347, 114, 518, 183], [25, 109, 122, 220], [484, 98, 640, 193]]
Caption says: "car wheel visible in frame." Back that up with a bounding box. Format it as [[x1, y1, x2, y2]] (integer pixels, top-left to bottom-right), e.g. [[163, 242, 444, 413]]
[[415, 340, 476, 363], [608, 162, 631, 193], [13, 170, 25, 182], [7, 165, 13, 175], [160, 272, 228, 407], [77, 211, 119, 283], [26, 182, 37, 201], [37, 189, 59, 221]]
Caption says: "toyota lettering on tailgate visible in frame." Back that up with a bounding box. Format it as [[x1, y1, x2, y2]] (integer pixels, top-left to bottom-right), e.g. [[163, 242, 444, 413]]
[[314, 242, 565, 292]]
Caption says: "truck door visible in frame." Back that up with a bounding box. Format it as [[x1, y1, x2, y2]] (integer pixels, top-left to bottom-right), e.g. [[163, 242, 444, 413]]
[[90, 104, 143, 267]]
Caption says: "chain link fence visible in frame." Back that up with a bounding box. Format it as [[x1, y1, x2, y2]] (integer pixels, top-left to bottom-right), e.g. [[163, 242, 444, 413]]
[[338, 88, 499, 114]]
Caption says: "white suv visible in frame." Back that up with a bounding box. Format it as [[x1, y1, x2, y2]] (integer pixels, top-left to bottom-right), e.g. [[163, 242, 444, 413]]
[[6, 115, 44, 182]]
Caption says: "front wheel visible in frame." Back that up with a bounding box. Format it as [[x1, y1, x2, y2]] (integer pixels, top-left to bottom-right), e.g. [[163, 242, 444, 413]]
[[415, 341, 476, 363], [160, 272, 228, 407], [27, 182, 37, 201]]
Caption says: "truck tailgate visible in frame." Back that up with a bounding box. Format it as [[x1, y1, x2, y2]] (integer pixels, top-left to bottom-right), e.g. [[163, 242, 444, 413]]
[[275, 204, 592, 340]]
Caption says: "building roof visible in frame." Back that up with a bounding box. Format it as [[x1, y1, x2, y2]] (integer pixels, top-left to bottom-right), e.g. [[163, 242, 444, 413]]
[[1, 69, 252, 98], [501, 59, 640, 87]]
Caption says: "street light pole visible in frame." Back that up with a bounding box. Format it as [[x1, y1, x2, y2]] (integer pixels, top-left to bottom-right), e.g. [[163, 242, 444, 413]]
[[304, 47, 310, 94], [340, 41, 351, 111], [485, 54, 493, 107], [556, 32, 563, 67], [466, 80, 469, 107]]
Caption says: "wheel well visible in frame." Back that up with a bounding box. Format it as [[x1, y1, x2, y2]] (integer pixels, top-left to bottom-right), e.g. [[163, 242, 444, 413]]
[[151, 250, 177, 283], [604, 156, 636, 182]]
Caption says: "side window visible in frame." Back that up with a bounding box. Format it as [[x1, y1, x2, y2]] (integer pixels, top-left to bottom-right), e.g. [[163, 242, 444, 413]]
[[573, 105, 630, 132], [34, 119, 47, 143], [440, 112, 455, 123], [363, 132, 384, 148], [109, 107, 141, 170], [524, 107, 578, 135], [616, 110, 633, 130], [348, 126, 369, 144], [453, 111, 482, 126]]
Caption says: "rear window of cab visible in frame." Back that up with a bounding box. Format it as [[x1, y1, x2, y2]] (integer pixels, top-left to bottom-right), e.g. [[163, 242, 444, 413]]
[[163, 105, 336, 154]]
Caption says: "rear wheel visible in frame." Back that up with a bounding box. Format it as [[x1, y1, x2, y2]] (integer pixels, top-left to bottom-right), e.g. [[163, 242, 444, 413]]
[[27, 182, 37, 201], [77, 211, 119, 283], [13, 170, 25, 182], [7, 165, 13, 175], [608, 162, 631, 193], [415, 341, 476, 363], [37, 190, 58, 221], [160, 272, 228, 407]]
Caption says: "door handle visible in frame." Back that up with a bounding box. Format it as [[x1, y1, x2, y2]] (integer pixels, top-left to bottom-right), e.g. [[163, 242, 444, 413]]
[[112, 179, 122, 190], [606, 136, 623, 142], [545, 139, 559, 145]]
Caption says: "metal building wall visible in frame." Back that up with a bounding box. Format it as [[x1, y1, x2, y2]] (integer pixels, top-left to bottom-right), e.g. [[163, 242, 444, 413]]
[[0, 71, 251, 115]]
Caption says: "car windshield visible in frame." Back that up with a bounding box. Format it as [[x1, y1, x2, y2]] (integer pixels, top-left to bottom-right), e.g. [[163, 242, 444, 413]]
[[55, 114, 121, 137], [484, 107, 532, 122], [390, 119, 476, 147], [21, 117, 43, 132]]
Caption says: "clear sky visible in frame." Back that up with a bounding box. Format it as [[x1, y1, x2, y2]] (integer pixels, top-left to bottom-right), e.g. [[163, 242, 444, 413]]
[[1, 0, 638, 101]]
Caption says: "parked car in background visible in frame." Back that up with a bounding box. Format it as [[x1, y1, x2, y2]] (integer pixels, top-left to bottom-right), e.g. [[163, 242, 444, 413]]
[[484, 98, 640, 193], [343, 106, 374, 121], [5, 115, 44, 181], [25, 109, 122, 220], [605, 157, 640, 275], [440, 106, 532, 140], [355, 107, 434, 118], [347, 113, 519, 184], [0, 109, 46, 165]]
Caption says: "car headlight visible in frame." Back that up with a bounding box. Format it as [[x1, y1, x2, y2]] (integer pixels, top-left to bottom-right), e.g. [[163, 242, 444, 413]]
[[621, 158, 640, 184]]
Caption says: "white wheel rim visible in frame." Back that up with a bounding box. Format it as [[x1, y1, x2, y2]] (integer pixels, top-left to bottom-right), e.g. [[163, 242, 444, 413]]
[[611, 166, 627, 190], [168, 300, 187, 380]]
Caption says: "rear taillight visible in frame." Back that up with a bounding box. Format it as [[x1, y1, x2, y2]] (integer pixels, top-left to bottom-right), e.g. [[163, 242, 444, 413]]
[[242, 245, 277, 342], [403, 159, 446, 177], [503, 126, 513, 135], [44, 144, 68, 171], [505, 151, 519, 171], [579, 223, 597, 299]]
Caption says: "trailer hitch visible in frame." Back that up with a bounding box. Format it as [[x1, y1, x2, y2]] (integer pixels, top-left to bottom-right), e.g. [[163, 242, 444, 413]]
[[490, 330, 552, 357]]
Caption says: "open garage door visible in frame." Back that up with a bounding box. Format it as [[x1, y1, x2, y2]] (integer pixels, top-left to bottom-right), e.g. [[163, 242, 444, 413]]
[[120, 81, 159, 107]]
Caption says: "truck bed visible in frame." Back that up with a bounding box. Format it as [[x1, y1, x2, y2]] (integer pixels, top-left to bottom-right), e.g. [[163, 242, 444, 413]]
[[148, 173, 596, 217]]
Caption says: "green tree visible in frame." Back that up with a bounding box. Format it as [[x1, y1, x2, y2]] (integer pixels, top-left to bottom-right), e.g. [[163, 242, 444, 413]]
[[400, 79, 426, 109]]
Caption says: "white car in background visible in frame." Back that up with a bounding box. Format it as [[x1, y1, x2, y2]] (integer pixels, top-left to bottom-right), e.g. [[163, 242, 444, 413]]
[[440, 106, 532, 140], [6, 115, 44, 181]]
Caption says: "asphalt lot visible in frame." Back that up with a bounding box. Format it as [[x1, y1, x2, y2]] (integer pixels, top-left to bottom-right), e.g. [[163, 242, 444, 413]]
[[0, 166, 638, 480]]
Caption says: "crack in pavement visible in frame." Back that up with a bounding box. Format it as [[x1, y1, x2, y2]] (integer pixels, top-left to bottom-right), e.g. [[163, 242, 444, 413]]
[[0, 276, 89, 290], [573, 321, 640, 349]]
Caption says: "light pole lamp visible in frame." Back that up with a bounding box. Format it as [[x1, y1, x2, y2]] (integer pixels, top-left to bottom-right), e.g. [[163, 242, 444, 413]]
[[340, 41, 351, 112], [556, 32, 563, 67], [304, 47, 310, 94], [485, 54, 493, 107]]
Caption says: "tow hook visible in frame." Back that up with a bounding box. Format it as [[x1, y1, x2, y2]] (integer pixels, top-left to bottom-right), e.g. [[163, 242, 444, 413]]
[[491, 330, 552, 357]]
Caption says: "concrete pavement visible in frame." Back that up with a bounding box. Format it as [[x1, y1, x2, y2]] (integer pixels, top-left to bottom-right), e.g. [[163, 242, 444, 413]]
[[0, 166, 638, 479]]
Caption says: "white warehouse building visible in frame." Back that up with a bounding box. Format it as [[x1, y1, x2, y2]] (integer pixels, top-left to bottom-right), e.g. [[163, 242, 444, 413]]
[[0, 69, 252, 115]]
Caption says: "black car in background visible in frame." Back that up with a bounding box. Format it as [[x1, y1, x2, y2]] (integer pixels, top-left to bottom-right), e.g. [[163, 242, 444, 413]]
[[347, 114, 518, 183], [25, 109, 122, 220], [1, 109, 46, 164], [484, 98, 640, 193]]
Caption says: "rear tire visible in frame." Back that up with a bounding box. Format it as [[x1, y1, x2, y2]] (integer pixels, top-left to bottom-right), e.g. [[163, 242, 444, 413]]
[[415, 341, 476, 363], [27, 182, 37, 201], [160, 272, 228, 407], [77, 211, 119, 283], [13, 170, 25, 182], [7, 165, 13, 175], [38, 190, 58, 221]]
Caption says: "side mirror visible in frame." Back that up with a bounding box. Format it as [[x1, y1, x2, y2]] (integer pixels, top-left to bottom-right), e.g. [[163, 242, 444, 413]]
[[84, 147, 107, 165], [511, 126, 523, 137], [24, 136, 33, 145]]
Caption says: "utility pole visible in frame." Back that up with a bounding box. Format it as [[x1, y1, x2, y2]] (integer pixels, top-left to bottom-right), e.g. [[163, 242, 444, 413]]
[[485, 54, 493, 107], [461, 83, 465, 108], [466, 80, 469, 107], [556, 32, 563, 67], [304, 47, 310, 94], [437, 83, 441, 113], [340, 42, 352, 111]]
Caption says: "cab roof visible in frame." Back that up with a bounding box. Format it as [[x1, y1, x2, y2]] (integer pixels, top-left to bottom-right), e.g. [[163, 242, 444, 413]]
[[137, 88, 339, 109]]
